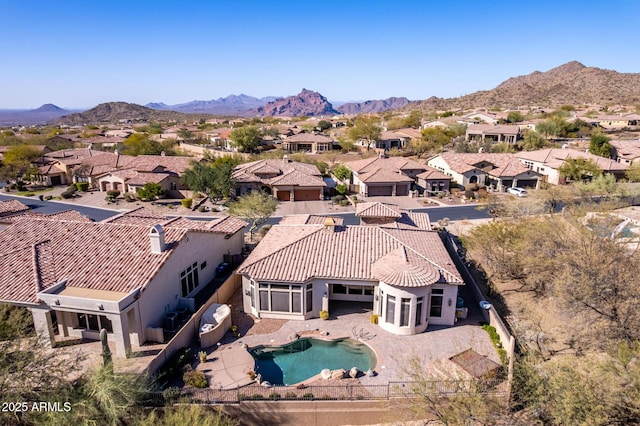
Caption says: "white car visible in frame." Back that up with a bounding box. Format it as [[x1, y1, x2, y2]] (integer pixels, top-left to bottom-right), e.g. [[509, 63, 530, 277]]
[[507, 187, 528, 197]]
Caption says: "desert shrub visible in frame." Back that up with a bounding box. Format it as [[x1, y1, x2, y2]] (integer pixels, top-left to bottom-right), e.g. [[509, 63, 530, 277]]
[[331, 195, 345, 203], [181, 198, 193, 209], [198, 205, 207, 212], [211, 207, 219, 212], [162, 387, 181, 403], [182, 367, 208, 388], [339, 199, 350, 206], [75, 182, 90, 191], [251, 394, 265, 400], [258, 224, 272, 238], [193, 192, 203, 198], [464, 189, 474, 198], [24, 192, 35, 197], [106, 189, 120, 198], [124, 192, 136, 202], [269, 392, 281, 400], [284, 392, 298, 399], [302, 393, 314, 400], [336, 183, 348, 195], [61, 190, 75, 199], [44, 195, 53, 200]]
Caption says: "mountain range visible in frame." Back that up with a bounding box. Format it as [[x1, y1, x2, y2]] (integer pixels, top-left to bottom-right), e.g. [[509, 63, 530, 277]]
[[3, 62, 640, 126]]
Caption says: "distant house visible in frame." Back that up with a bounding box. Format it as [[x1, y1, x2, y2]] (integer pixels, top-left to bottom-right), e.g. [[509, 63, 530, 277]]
[[344, 155, 427, 197], [238, 207, 462, 335], [610, 139, 640, 165], [597, 114, 640, 129], [0, 208, 246, 358], [233, 157, 326, 201], [465, 124, 521, 145], [463, 112, 499, 125], [428, 152, 542, 191], [516, 148, 628, 185], [281, 133, 334, 153]]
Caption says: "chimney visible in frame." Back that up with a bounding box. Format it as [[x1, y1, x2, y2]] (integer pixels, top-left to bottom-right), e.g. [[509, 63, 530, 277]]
[[323, 217, 337, 232], [149, 224, 166, 254], [283, 154, 290, 163]]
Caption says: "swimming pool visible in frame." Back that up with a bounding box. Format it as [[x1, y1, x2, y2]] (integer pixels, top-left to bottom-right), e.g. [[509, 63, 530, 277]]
[[250, 337, 377, 385]]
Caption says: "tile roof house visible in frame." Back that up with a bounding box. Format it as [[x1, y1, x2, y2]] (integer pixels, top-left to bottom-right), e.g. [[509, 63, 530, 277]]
[[465, 124, 521, 145], [238, 209, 463, 335], [233, 157, 326, 201], [516, 148, 629, 185], [281, 132, 334, 153], [344, 155, 427, 197], [0, 207, 247, 357], [355, 202, 432, 230], [428, 152, 542, 191], [609, 139, 640, 165]]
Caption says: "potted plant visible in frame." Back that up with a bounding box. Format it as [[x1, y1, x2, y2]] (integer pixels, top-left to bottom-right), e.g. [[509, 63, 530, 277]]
[[319, 310, 329, 320], [198, 351, 207, 363]]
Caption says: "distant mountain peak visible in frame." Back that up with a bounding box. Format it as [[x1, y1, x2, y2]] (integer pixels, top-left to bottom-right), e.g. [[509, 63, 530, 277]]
[[32, 103, 66, 112], [256, 89, 338, 117]]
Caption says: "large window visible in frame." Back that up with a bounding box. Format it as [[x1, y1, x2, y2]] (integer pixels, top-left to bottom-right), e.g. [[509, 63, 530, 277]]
[[386, 295, 395, 324], [76, 313, 113, 333], [430, 289, 444, 317], [180, 262, 200, 297], [306, 284, 313, 313], [258, 283, 306, 314], [415, 297, 423, 326], [400, 298, 411, 327]]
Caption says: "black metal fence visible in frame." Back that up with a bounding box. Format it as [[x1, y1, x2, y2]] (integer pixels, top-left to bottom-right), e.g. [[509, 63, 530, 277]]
[[143, 378, 508, 406]]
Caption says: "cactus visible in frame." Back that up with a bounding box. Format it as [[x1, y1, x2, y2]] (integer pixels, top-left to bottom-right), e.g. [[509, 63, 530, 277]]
[[100, 328, 112, 370]]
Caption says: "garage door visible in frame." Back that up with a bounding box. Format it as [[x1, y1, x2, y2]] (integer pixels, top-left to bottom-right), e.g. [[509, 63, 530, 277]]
[[517, 179, 538, 188], [367, 185, 393, 196], [50, 176, 62, 186], [277, 191, 290, 201], [294, 189, 319, 201], [396, 184, 409, 196]]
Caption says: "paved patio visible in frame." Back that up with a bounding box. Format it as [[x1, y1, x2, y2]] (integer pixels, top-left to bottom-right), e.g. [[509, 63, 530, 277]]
[[199, 294, 500, 389]]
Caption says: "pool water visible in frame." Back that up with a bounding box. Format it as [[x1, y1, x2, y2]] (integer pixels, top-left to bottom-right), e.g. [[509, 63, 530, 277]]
[[250, 338, 377, 385]]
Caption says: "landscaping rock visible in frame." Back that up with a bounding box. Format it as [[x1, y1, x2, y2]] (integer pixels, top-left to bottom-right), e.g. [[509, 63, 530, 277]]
[[331, 369, 346, 380], [320, 369, 332, 380], [349, 367, 359, 378]]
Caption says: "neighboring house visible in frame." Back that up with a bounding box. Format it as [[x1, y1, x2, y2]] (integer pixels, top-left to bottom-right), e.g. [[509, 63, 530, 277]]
[[597, 114, 640, 129], [0, 207, 247, 358], [354, 130, 412, 151], [609, 139, 640, 165], [463, 112, 499, 125], [465, 124, 521, 145], [233, 157, 326, 201], [0, 199, 30, 218], [238, 208, 463, 335], [516, 148, 629, 185], [428, 152, 542, 191], [416, 166, 452, 195], [96, 154, 195, 197], [344, 155, 427, 197], [0, 144, 51, 162], [281, 133, 334, 153], [355, 201, 432, 230]]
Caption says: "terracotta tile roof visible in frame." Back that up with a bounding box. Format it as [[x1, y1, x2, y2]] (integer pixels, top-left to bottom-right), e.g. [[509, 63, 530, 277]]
[[394, 128, 422, 139], [467, 124, 520, 135], [358, 167, 414, 183], [135, 155, 195, 175], [38, 163, 66, 175], [0, 218, 187, 303], [238, 224, 462, 286], [416, 166, 451, 181], [0, 199, 29, 217], [371, 246, 440, 287], [393, 212, 432, 230], [356, 202, 402, 218], [126, 172, 172, 186], [40, 210, 92, 222], [610, 139, 640, 160], [345, 156, 426, 174], [438, 152, 531, 177], [267, 169, 326, 187], [233, 159, 322, 185], [284, 133, 333, 143], [279, 215, 345, 226], [516, 148, 628, 171]]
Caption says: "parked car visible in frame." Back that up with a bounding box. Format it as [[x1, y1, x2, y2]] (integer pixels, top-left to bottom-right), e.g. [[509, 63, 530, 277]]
[[507, 187, 528, 197], [215, 262, 231, 275]]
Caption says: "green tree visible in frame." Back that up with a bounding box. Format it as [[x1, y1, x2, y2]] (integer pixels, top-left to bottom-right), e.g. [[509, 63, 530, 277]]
[[507, 111, 524, 123], [0, 144, 43, 180], [589, 133, 613, 157], [347, 116, 381, 149], [317, 120, 332, 131], [121, 133, 163, 156], [178, 128, 193, 139], [332, 164, 351, 181], [419, 127, 450, 155], [558, 158, 602, 182], [520, 130, 547, 151], [403, 110, 422, 128], [337, 136, 355, 152], [227, 191, 277, 241], [230, 125, 261, 152], [181, 157, 239, 202], [625, 162, 640, 182], [136, 183, 165, 201]]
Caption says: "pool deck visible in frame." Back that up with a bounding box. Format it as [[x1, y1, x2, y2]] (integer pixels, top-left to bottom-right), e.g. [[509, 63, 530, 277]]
[[198, 299, 499, 389]]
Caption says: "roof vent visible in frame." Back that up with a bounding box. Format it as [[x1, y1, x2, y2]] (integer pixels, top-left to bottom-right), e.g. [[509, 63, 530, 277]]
[[323, 217, 336, 232]]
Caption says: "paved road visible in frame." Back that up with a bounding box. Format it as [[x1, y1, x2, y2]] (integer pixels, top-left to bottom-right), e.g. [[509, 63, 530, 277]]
[[0, 193, 120, 222], [0, 193, 490, 227]]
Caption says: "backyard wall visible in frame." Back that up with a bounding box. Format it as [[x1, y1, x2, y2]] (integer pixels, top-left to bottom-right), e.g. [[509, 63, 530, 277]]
[[146, 273, 242, 374]]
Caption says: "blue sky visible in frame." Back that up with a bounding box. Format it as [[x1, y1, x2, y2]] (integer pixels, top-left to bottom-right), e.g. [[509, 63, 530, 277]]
[[1, 0, 639, 109]]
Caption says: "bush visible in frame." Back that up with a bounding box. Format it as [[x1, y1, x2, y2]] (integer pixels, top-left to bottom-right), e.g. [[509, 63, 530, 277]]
[[183, 367, 208, 388], [181, 198, 193, 209], [162, 387, 181, 403], [198, 205, 207, 213], [336, 183, 348, 195], [319, 310, 329, 320], [258, 224, 272, 238], [61, 190, 75, 199], [24, 192, 35, 197], [339, 199, 350, 206], [331, 195, 345, 203], [193, 192, 203, 198], [124, 192, 136, 202], [464, 189, 474, 199], [106, 189, 120, 198], [284, 392, 298, 399], [44, 195, 53, 200], [370, 314, 379, 324], [269, 392, 282, 400], [75, 182, 89, 191], [302, 393, 314, 400], [251, 394, 265, 400]]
